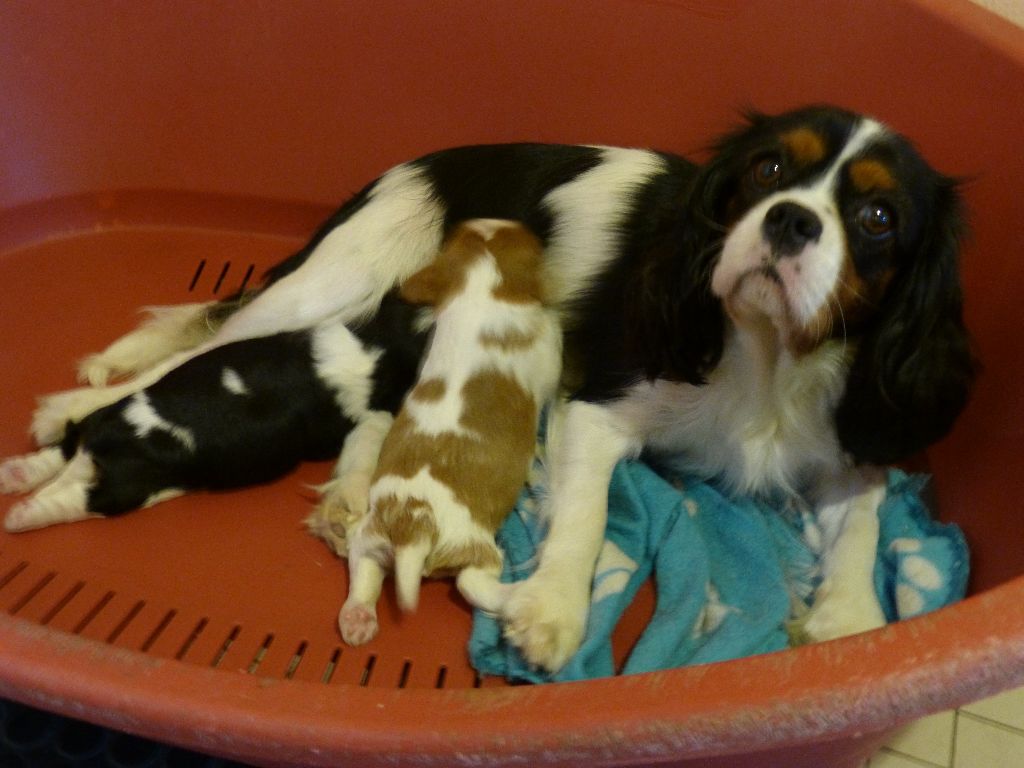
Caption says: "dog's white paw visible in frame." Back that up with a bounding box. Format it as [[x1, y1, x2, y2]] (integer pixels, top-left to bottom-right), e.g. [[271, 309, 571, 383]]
[[0, 450, 65, 494], [339, 603, 379, 646], [4, 497, 94, 533], [790, 585, 887, 645], [503, 572, 589, 673]]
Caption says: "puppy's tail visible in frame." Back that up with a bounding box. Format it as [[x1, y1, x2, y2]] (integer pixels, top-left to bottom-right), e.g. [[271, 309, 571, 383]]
[[394, 538, 432, 613]]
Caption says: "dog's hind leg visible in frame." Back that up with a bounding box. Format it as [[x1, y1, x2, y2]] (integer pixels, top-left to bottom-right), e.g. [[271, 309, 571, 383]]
[[76, 302, 220, 386], [3, 451, 99, 532], [0, 448, 67, 494]]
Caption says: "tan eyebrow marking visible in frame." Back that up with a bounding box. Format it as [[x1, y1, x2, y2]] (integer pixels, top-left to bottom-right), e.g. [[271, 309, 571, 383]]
[[780, 128, 827, 166], [849, 159, 896, 192]]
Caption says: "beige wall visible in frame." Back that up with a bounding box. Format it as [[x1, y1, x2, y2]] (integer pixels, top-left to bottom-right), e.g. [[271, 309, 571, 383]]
[[971, 0, 1024, 27]]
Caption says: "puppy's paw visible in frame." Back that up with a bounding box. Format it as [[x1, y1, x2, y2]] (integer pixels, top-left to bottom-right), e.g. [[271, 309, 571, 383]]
[[789, 587, 887, 645], [502, 573, 589, 673], [339, 603, 379, 646], [307, 474, 373, 556], [304, 506, 349, 557]]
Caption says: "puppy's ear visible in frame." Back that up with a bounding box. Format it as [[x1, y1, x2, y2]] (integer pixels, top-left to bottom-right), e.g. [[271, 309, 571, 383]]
[[400, 263, 448, 306], [836, 181, 977, 464]]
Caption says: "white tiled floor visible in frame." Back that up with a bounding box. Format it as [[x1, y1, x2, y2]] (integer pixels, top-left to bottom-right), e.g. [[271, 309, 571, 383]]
[[867, 685, 1024, 768]]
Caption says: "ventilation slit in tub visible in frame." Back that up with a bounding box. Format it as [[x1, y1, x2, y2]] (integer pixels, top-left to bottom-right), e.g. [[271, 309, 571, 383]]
[[72, 591, 115, 635], [359, 654, 377, 687], [106, 600, 146, 644], [210, 625, 241, 668], [247, 633, 274, 674], [140, 609, 177, 652], [40, 581, 85, 626], [237, 264, 255, 295], [397, 660, 413, 689], [0, 561, 29, 593], [321, 648, 342, 684], [212, 262, 231, 294], [284, 641, 308, 679], [9, 571, 56, 615], [188, 260, 207, 292], [434, 666, 448, 689], [175, 617, 209, 660]]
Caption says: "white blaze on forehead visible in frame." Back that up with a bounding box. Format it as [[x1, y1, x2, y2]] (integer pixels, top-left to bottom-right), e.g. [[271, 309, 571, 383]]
[[817, 118, 886, 194]]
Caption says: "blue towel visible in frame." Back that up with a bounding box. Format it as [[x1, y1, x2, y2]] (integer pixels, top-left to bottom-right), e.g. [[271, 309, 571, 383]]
[[468, 455, 969, 684]]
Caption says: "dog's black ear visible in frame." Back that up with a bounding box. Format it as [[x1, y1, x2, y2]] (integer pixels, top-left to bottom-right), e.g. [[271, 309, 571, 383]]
[[836, 181, 977, 464]]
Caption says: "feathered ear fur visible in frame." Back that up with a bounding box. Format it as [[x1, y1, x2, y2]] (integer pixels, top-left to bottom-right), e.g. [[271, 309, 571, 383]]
[[836, 180, 977, 464]]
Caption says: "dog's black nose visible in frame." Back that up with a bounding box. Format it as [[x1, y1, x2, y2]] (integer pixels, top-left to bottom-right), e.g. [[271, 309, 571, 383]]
[[762, 201, 823, 257]]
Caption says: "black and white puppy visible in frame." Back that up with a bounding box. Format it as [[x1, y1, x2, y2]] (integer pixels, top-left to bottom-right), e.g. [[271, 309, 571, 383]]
[[0, 295, 427, 529], [9, 105, 974, 672]]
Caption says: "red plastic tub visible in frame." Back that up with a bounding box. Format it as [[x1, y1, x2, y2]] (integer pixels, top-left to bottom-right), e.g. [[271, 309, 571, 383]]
[[2, 2, 1024, 766]]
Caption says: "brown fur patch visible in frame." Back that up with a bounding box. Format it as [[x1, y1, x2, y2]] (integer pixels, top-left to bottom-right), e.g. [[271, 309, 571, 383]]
[[487, 226, 546, 304], [368, 495, 438, 548], [428, 540, 503, 575], [411, 378, 446, 402], [849, 159, 896, 192], [780, 128, 827, 167], [373, 370, 537, 534], [400, 221, 546, 309]]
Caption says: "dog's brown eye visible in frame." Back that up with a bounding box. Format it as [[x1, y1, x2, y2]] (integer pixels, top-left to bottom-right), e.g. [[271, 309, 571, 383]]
[[857, 203, 895, 237], [751, 155, 783, 189]]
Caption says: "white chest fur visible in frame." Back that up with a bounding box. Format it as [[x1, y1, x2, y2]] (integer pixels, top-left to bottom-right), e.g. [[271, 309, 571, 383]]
[[621, 325, 851, 496]]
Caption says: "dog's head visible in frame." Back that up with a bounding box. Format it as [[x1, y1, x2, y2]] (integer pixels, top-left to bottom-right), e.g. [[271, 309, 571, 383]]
[[700, 106, 975, 463], [401, 219, 544, 308]]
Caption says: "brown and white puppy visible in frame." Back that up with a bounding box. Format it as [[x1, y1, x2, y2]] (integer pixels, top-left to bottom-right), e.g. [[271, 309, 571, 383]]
[[336, 220, 561, 646]]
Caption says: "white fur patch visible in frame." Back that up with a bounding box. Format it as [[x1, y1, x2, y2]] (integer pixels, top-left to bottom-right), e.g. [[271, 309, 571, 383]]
[[123, 392, 196, 451], [542, 147, 668, 308], [213, 163, 445, 345], [221, 367, 249, 395], [310, 319, 383, 421], [622, 337, 848, 496]]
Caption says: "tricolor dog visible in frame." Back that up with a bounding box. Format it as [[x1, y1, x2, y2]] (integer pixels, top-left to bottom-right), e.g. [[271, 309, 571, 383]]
[[4, 106, 975, 672]]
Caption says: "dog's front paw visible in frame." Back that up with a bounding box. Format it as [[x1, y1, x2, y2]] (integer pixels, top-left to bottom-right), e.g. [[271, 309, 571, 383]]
[[339, 602, 379, 646], [0, 450, 64, 494], [502, 573, 589, 673], [789, 586, 887, 645]]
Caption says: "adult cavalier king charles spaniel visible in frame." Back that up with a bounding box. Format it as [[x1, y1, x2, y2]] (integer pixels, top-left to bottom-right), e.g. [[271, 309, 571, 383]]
[[5, 105, 975, 673]]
